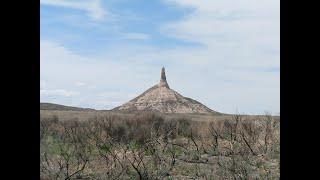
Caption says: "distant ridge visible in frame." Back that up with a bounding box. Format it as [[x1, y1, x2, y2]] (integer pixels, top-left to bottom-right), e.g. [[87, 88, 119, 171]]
[[113, 67, 221, 114], [40, 102, 95, 111]]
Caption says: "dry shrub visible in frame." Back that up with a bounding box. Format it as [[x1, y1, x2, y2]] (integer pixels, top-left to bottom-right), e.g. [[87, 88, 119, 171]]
[[40, 112, 280, 179]]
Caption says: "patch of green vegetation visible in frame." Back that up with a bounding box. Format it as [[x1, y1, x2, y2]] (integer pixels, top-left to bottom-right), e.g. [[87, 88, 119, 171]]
[[145, 148, 155, 156], [256, 160, 264, 168], [177, 119, 191, 137], [163, 145, 183, 157], [127, 169, 138, 180], [100, 144, 112, 153], [128, 140, 141, 150], [45, 135, 61, 155], [208, 148, 219, 156], [172, 146, 183, 156]]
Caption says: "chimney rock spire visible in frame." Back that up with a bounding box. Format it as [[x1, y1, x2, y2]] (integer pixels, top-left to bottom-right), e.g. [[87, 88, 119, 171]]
[[161, 67, 166, 81], [159, 67, 169, 88], [112, 66, 217, 114]]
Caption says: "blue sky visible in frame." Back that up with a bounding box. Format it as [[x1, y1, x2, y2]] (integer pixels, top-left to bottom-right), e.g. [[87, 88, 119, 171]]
[[40, 0, 280, 115]]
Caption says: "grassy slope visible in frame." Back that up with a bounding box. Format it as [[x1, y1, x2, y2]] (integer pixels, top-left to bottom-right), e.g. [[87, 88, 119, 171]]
[[40, 102, 95, 111]]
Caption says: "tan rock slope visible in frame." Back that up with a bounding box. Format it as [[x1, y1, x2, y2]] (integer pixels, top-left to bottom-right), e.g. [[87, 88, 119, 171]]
[[113, 67, 219, 114]]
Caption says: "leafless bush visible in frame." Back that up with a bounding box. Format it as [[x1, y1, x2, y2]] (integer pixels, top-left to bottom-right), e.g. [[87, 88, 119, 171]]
[[40, 112, 280, 179], [40, 120, 92, 179]]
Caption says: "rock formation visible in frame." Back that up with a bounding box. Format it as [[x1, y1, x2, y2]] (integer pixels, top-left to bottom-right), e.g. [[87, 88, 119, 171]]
[[113, 67, 218, 114]]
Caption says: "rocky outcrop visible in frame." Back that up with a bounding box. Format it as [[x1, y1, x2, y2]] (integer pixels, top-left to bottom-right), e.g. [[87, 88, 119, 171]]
[[159, 67, 169, 88], [113, 67, 218, 114]]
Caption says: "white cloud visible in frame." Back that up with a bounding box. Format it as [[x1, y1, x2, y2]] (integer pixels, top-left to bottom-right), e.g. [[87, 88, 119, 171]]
[[40, 80, 46, 90], [94, 92, 132, 107], [122, 33, 151, 40], [162, 0, 280, 68], [75, 82, 86, 86], [40, 40, 158, 109], [40, 0, 106, 21], [40, 40, 152, 88], [40, 89, 79, 97], [165, 0, 279, 14]]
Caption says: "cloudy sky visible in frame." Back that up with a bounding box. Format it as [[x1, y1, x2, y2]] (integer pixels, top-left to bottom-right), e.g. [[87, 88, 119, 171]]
[[40, 0, 280, 115]]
